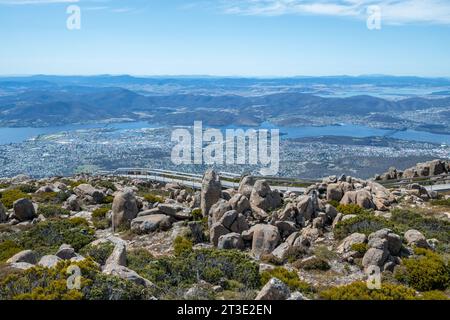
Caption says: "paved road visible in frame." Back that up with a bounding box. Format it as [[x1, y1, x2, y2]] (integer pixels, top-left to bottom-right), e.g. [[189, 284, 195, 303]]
[[114, 174, 306, 194], [426, 184, 450, 192]]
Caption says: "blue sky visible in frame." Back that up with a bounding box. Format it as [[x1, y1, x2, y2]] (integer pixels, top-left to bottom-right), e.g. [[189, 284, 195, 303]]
[[0, 0, 449, 76]]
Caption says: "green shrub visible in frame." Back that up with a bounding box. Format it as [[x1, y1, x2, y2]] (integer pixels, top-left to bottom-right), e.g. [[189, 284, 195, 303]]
[[395, 248, 450, 292], [102, 195, 114, 204], [68, 180, 87, 188], [293, 256, 331, 271], [327, 200, 340, 208], [390, 209, 450, 252], [127, 248, 260, 298], [191, 208, 203, 221], [0, 189, 30, 209], [95, 180, 117, 192], [319, 281, 417, 300], [173, 236, 193, 256], [430, 198, 450, 207], [351, 243, 369, 255], [0, 258, 152, 300], [17, 184, 38, 194], [79, 242, 114, 265], [143, 194, 164, 204], [0, 240, 24, 263], [37, 205, 70, 218], [336, 204, 367, 215], [419, 290, 449, 300], [92, 207, 110, 219], [334, 213, 392, 240], [12, 219, 95, 255], [92, 207, 111, 230], [261, 267, 312, 293]]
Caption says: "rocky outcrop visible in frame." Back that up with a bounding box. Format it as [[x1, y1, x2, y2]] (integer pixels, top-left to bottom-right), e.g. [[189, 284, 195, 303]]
[[112, 189, 139, 229], [255, 278, 290, 300], [200, 169, 222, 218], [131, 214, 172, 234], [38, 255, 62, 268], [375, 159, 450, 181], [13, 198, 36, 221], [0, 202, 7, 223], [249, 180, 282, 219], [74, 184, 105, 204], [7, 250, 38, 264], [404, 229, 430, 249], [242, 224, 280, 259]]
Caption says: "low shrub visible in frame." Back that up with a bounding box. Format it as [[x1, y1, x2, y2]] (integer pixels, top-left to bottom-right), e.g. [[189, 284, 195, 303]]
[[79, 242, 115, 265], [17, 184, 38, 194], [430, 198, 450, 207], [327, 200, 340, 208], [173, 236, 193, 256], [102, 195, 114, 204], [0, 258, 153, 300], [390, 209, 450, 252], [0, 240, 23, 263], [293, 256, 331, 271], [319, 281, 417, 300], [95, 180, 117, 192], [261, 267, 312, 293], [91, 207, 111, 230], [127, 248, 260, 298], [33, 191, 68, 204], [336, 204, 367, 215], [191, 208, 203, 221], [10, 219, 95, 255], [334, 213, 393, 240], [419, 290, 449, 300], [0, 189, 30, 209], [37, 205, 70, 218], [143, 194, 164, 204], [394, 248, 450, 292], [351, 243, 369, 255]]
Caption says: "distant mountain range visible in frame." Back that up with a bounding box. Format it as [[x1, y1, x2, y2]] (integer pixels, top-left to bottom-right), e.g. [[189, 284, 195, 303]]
[[0, 75, 449, 128]]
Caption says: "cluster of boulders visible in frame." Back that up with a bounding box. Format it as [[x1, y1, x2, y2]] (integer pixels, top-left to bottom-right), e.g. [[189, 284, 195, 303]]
[[375, 159, 450, 181], [6, 244, 84, 271]]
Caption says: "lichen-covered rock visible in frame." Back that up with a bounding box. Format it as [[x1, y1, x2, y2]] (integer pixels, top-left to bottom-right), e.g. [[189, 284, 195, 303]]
[[112, 189, 139, 229], [131, 214, 172, 234], [247, 224, 280, 259], [7, 249, 38, 264], [201, 169, 222, 218], [255, 278, 290, 300], [404, 229, 430, 249], [13, 198, 36, 222], [217, 233, 244, 250]]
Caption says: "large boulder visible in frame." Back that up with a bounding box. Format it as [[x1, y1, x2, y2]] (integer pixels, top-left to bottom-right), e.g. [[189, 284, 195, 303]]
[[38, 255, 62, 268], [200, 169, 222, 218], [404, 229, 430, 249], [7, 249, 38, 264], [255, 278, 290, 300], [112, 189, 139, 229], [337, 233, 367, 254], [368, 229, 402, 256], [244, 224, 280, 259], [74, 184, 105, 204], [105, 242, 127, 267], [250, 180, 282, 219], [296, 193, 319, 222], [210, 222, 230, 246], [238, 176, 256, 198], [327, 183, 344, 201], [340, 190, 375, 209], [208, 199, 231, 226], [229, 193, 250, 213], [103, 264, 154, 288], [217, 233, 244, 250], [63, 194, 81, 211], [131, 214, 172, 234], [0, 202, 7, 223], [218, 210, 249, 233], [56, 244, 77, 260], [13, 198, 36, 221], [362, 248, 388, 268]]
